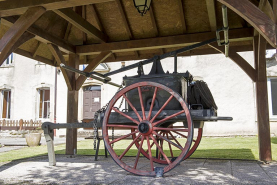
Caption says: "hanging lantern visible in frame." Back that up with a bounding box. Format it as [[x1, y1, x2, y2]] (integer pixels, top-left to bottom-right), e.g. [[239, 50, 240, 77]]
[[133, 0, 152, 16]]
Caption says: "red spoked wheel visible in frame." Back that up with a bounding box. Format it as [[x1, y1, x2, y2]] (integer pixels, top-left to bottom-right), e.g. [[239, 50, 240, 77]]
[[132, 125, 203, 164], [183, 126, 203, 160], [102, 81, 194, 176]]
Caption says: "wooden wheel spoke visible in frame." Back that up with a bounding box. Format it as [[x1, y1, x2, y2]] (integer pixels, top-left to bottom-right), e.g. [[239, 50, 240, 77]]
[[107, 124, 138, 129], [154, 131, 183, 150], [172, 131, 196, 142], [147, 87, 158, 121], [146, 136, 154, 171], [110, 131, 139, 144], [138, 86, 146, 120], [150, 135, 171, 164], [112, 107, 140, 124], [150, 95, 174, 123], [134, 136, 145, 169], [166, 132, 174, 158], [119, 133, 142, 160], [153, 110, 186, 126], [168, 132, 183, 148], [123, 94, 142, 122]]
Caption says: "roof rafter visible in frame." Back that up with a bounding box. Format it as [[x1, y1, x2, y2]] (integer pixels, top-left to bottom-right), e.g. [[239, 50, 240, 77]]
[[76, 28, 254, 55], [206, 0, 217, 31], [177, 0, 186, 33], [0, 0, 114, 17], [2, 17, 75, 53], [115, 0, 139, 57], [54, 8, 107, 43], [0, 6, 45, 66], [48, 43, 73, 90]]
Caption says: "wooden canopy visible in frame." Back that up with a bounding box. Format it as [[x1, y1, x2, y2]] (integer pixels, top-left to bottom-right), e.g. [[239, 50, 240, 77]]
[[0, 0, 276, 162]]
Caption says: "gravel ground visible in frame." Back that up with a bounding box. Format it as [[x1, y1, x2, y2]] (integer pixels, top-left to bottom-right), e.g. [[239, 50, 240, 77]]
[[0, 155, 277, 185]]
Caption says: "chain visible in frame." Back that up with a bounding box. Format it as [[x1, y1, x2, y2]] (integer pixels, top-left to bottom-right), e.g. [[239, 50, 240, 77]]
[[93, 81, 124, 150]]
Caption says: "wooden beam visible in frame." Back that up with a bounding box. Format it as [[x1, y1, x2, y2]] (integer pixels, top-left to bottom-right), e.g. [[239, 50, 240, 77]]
[[254, 34, 272, 162], [76, 28, 254, 55], [82, 44, 271, 64], [2, 17, 75, 54], [15, 48, 55, 66], [76, 51, 112, 90], [54, 8, 107, 43], [0, 6, 45, 66], [0, 0, 114, 17], [66, 54, 79, 155], [209, 43, 256, 81], [217, 0, 277, 48], [47, 44, 73, 90], [177, 0, 186, 33], [206, 0, 217, 31]]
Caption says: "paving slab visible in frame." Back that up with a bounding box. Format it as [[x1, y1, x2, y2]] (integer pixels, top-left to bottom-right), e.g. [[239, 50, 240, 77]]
[[0, 155, 277, 185]]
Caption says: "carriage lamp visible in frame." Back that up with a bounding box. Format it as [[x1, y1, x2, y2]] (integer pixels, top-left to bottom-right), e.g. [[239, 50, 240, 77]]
[[133, 0, 152, 16]]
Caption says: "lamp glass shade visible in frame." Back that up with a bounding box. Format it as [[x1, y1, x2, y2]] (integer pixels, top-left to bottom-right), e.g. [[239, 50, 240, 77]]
[[133, 0, 152, 15]]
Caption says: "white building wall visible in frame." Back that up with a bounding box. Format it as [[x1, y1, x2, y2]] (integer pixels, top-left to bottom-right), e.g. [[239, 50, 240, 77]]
[[1, 52, 276, 137]]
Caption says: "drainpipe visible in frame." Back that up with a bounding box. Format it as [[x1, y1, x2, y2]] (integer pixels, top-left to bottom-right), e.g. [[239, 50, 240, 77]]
[[54, 67, 57, 136]]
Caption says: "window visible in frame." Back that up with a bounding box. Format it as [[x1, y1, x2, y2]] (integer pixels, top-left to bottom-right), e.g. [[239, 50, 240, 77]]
[[268, 78, 277, 118], [38, 89, 50, 119], [1, 53, 14, 67], [1, 90, 11, 119]]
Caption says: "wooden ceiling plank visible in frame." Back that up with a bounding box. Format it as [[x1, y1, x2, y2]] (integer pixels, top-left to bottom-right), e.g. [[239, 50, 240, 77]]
[[32, 42, 42, 58], [76, 51, 112, 90], [0, 0, 114, 17], [54, 8, 107, 43], [206, 0, 217, 31], [177, 0, 186, 33], [0, 6, 45, 66], [149, 7, 163, 55], [76, 28, 254, 55], [82, 5, 87, 44], [64, 22, 72, 41], [88, 4, 116, 60], [2, 16, 75, 53], [149, 8, 158, 37], [218, 0, 277, 48], [209, 42, 256, 81], [115, 0, 139, 58], [48, 43, 73, 90], [115, 0, 132, 39]]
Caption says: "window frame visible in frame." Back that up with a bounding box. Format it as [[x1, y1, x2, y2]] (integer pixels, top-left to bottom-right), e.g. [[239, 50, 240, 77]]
[[1, 53, 14, 67], [267, 77, 277, 119], [37, 88, 50, 120], [0, 89, 11, 119]]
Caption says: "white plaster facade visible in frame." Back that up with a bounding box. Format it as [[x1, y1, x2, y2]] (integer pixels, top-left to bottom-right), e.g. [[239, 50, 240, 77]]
[[0, 52, 276, 137]]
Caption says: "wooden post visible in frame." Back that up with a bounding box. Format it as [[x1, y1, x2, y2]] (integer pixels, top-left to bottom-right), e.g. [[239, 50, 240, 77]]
[[66, 54, 79, 155], [254, 34, 272, 162]]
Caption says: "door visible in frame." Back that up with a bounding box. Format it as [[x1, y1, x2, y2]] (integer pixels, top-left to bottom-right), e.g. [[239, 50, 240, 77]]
[[83, 86, 101, 119]]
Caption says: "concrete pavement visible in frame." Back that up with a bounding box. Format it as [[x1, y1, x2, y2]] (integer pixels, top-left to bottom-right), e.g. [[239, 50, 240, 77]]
[[0, 155, 277, 184]]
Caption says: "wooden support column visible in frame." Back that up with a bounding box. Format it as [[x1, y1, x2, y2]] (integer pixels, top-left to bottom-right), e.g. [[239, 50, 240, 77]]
[[254, 34, 272, 162], [66, 54, 79, 155]]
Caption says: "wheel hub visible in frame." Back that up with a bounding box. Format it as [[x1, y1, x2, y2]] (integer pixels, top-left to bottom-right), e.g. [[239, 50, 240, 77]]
[[138, 121, 152, 135]]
